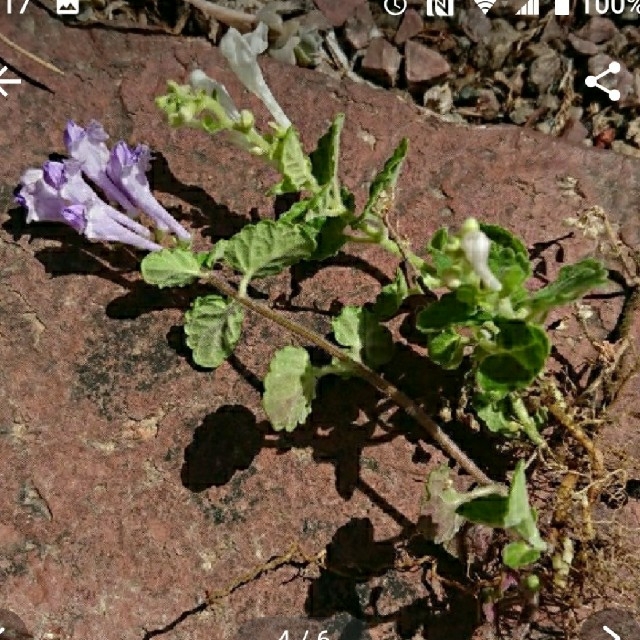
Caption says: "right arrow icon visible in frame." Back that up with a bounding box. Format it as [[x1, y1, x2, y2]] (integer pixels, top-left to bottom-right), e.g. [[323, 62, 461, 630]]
[[580, 609, 639, 640], [0, 66, 21, 97], [603, 625, 621, 640]]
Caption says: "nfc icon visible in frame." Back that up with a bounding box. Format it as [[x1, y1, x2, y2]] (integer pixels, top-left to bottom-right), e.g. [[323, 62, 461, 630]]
[[426, 0, 455, 17]]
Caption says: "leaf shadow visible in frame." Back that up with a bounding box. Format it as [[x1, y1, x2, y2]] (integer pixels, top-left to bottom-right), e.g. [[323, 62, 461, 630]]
[[304, 518, 479, 639], [181, 405, 268, 492]]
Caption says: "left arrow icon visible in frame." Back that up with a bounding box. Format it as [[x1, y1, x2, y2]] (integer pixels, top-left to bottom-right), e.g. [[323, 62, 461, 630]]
[[0, 66, 21, 97]]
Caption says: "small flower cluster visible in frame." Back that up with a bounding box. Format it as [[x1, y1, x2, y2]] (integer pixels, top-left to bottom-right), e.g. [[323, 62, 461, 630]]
[[157, 22, 292, 159], [16, 121, 190, 252]]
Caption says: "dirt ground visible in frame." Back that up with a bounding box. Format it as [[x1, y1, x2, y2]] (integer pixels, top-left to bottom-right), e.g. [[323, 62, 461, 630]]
[[0, 3, 640, 640]]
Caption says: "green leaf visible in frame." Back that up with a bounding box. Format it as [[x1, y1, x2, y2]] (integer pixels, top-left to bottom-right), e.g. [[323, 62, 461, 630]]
[[197, 240, 228, 269], [456, 494, 509, 527], [421, 465, 506, 545], [268, 127, 316, 195], [371, 269, 409, 321], [332, 306, 394, 368], [303, 216, 349, 260], [360, 138, 408, 221], [141, 248, 203, 289], [481, 223, 532, 296], [504, 461, 531, 529], [475, 394, 522, 437], [263, 346, 318, 432], [504, 462, 547, 552], [476, 320, 550, 395], [416, 293, 481, 332], [425, 227, 456, 278], [426, 329, 465, 369], [526, 258, 609, 320], [224, 219, 316, 280], [278, 197, 315, 224], [184, 295, 244, 368], [310, 113, 344, 187], [503, 541, 541, 569]]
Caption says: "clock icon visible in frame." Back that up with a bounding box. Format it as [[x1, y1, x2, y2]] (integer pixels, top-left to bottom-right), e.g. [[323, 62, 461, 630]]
[[383, 0, 408, 16]]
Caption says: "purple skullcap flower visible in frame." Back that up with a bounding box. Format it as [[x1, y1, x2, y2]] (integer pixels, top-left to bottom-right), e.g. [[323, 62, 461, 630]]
[[64, 120, 139, 215], [64, 120, 191, 242], [106, 141, 191, 241], [16, 161, 163, 252]]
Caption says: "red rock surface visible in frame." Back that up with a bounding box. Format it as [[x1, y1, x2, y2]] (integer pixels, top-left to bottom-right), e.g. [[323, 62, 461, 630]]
[[0, 5, 639, 640]]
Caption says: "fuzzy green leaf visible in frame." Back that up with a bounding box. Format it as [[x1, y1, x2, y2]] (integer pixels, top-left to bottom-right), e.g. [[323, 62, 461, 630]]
[[475, 394, 522, 437], [503, 541, 541, 569], [184, 295, 244, 368], [416, 293, 482, 332], [332, 306, 394, 368], [476, 321, 550, 395], [197, 240, 228, 269], [263, 346, 318, 432], [456, 494, 510, 527], [268, 127, 316, 195], [481, 223, 531, 294], [310, 113, 344, 187], [426, 329, 466, 370], [224, 219, 316, 280], [371, 269, 409, 321], [526, 258, 609, 320], [360, 138, 408, 221], [421, 465, 506, 545], [505, 462, 547, 552], [141, 248, 203, 289]]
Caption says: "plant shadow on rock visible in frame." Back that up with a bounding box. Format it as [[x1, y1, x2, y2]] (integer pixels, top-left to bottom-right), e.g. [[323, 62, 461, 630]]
[[149, 152, 259, 241], [305, 518, 478, 640], [181, 405, 267, 492]]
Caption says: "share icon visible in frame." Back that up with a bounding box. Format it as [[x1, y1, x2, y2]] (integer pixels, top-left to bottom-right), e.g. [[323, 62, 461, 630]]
[[585, 61, 621, 102]]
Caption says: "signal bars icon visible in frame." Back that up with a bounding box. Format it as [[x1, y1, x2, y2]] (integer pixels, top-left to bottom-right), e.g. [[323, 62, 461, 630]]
[[473, 0, 570, 15]]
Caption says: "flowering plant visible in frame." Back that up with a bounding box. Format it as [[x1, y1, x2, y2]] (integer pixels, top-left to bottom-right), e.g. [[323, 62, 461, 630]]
[[16, 21, 611, 612]]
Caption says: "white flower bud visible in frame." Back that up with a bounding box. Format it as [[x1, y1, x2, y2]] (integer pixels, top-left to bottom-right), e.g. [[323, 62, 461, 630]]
[[189, 69, 241, 122], [459, 220, 502, 292], [220, 24, 292, 130]]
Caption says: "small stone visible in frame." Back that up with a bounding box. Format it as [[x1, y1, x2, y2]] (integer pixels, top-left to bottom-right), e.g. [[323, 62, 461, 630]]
[[405, 41, 450, 85], [476, 89, 500, 121], [529, 47, 563, 93], [344, 4, 376, 52], [361, 38, 402, 87], [459, 7, 491, 43], [313, 0, 366, 28], [423, 84, 453, 114], [561, 118, 589, 144], [541, 16, 567, 45], [568, 33, 598, 56], [509, 98, 535, 125], [626, 117, 640, 145], [394, 9, 423, 45], [576, 16, 618, 44], [611, 140, 640, 158], [298, 10, 333, 32], [344, 16, 372, 50]]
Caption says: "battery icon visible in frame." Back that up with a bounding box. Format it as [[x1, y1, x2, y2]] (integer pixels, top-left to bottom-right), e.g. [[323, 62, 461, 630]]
[[554, 0, 570, 14]]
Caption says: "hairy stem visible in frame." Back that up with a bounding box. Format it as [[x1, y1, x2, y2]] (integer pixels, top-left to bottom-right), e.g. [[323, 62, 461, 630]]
[[203, 272, 494, 486]]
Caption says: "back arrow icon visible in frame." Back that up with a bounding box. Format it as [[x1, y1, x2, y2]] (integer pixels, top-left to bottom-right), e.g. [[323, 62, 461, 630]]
[[0, 66, 21, 97]]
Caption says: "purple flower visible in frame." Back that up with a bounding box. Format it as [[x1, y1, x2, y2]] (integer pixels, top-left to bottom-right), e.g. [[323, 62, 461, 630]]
[[106, 141, 191, 241], [64, 120, 138, 215], [15, 160, 163, 252], [64, 120, 191, 242]]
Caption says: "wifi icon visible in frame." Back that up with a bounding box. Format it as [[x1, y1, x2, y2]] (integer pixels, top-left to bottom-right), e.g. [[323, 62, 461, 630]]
[[473, 0, 496, 14]]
